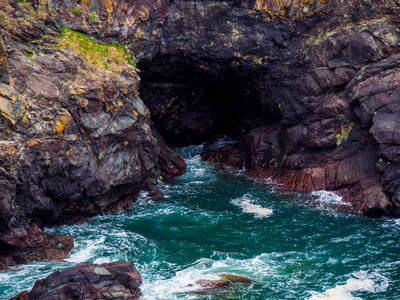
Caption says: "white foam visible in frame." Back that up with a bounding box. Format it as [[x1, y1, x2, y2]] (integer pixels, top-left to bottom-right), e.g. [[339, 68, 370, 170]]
[[193, 167, 206, 177], [330, 233, 364, 244], [379, 217, 400, 232], [188, 180, 204, 184], [65, 236, 106, 263], [126, 205, 189, 220], [327, 258, 338, 265], [140, 190, 149, 198], [227, 166, 247, 177], [231, 194, 273, 218], [176, 144, 205, 159], [391, 218, 400, 229], [308, 271, 389, 300], [0, 274, 10, 283], [203, 136, 237, 152], [139, 252, 310, 299], [140, 255, 268, 300], [93, 257, 112, 264], [311, 190, 350, 206], [175, 154, 216, 183]]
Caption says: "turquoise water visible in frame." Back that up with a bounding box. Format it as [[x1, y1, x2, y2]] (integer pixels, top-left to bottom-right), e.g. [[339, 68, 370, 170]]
[[1, 142, 400, 299]]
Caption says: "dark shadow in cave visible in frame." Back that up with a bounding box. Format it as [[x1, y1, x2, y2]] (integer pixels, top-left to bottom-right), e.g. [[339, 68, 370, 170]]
[[138, 76, 282, 147]]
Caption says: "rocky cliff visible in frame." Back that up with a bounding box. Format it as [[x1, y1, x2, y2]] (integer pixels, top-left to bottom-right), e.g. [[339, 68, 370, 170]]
[[0, 0, 186, 270], [1, 0, 400, 271], [134, 0, 400, 216]]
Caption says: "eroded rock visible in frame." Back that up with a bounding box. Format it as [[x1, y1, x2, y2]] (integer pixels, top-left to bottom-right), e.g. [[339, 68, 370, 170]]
[[10, 261, 142, 300], [132, 0, 400, 216], [0, 0, 186, 269]]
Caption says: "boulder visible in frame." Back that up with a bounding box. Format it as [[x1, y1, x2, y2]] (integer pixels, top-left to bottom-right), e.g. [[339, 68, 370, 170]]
[[10, 261, 142, 300], [188, 274, 252, 290]]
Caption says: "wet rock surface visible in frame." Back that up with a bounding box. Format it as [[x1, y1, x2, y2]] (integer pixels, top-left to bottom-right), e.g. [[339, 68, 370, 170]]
[[1, 0, 400, 273], [187, 274, 252, 296], [0, 0, 186, 269], [10, 261, 142, 300], [1, 0, 400, 297], [133, 0, 400, 216]]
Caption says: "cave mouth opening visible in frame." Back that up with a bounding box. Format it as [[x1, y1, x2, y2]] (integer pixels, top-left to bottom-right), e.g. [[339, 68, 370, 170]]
[[138, 73, 282, 147]]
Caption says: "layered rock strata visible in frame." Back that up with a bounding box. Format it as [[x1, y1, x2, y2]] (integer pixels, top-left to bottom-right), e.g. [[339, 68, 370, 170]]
[[0, 0, 185, 270], [134, 0, 400, 216], [11, 261, 142, 300]]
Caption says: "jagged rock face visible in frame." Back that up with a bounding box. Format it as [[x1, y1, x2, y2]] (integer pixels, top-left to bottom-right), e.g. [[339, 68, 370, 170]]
[[134, 0, 400, 215], [136, 0, 400, 133], [0, 0, 185, 269], [11, 261, 142, 300]]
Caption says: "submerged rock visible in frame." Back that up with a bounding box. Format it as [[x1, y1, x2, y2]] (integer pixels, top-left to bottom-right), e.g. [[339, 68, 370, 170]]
[[188, 274, 252, 288], [187, 274, 252, 295], [10, 261, 142, 300], [189, 279, 233, 289], [218, 274, 252, 283], [146, 187, 165, 201]]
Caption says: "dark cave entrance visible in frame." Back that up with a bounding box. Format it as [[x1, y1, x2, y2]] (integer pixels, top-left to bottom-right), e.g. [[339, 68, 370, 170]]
[[138, 70, 282, 147]]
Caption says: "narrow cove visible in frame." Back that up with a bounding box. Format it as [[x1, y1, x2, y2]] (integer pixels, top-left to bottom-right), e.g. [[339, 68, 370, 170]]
[[1, 142, 399, 299]]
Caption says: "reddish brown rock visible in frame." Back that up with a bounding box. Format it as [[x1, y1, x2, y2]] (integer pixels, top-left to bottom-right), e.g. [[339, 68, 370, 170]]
[[189, 275, 251, 287], [147, 187, 165, 201], [202, 126, 393, 216], [152, 127, 187, 181], [0, 223, 73, 269], [10, 261, 142, 300], [189, 279, 233, 289], [188, 274, 252, 293], [201, 145, 244, 170]]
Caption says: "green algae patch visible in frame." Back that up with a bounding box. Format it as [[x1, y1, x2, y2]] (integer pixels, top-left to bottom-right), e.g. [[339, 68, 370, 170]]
[[71, 7, 81, 13], [26, 51, 34, 59], [57, 27, 135, 72]]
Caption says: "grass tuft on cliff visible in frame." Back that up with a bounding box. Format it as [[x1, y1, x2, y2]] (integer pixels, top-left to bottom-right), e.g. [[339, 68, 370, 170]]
[[58, 27, 136, 72]]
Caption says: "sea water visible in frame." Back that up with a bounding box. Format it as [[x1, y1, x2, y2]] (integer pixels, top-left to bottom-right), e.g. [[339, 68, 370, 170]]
[[1, 142, 400, 299]]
